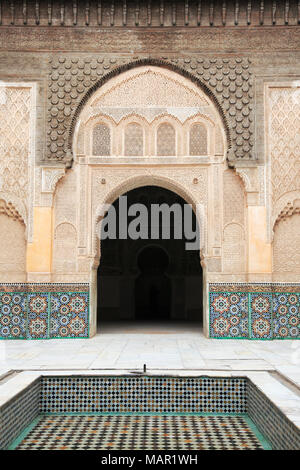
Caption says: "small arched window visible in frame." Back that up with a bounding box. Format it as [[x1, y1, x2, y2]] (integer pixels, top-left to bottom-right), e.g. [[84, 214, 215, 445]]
[[93, 124, 110, 156], [189, 123, 207, 156], [157, 123, 175, 156], [124, 123, 143, 156]]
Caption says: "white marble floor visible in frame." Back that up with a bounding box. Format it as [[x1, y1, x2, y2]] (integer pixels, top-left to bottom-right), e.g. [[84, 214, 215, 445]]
[[0, 322, 299, 388]]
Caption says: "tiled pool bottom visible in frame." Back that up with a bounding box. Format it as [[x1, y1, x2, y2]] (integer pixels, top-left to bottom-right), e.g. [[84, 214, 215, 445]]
[[9, 414, 270, 450], [1, 375, 300, 450]]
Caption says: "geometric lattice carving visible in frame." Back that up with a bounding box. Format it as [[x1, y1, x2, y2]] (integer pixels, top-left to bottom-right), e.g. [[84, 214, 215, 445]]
[[92, 124, 111, 156], [189, 123, 207, 155], [0, 87, 30, 205], [157, 123, 175, 156], [124, 123, 143, 156], [269, 87, 300, 205], [274, 214, 300, 273], [47, 57, 253, 164]]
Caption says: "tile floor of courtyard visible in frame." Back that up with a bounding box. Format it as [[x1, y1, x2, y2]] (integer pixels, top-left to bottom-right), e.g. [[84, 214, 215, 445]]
[[0, 322, 299, 389]]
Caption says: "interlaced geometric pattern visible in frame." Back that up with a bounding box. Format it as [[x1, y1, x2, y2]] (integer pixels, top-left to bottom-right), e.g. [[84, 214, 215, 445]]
[[0, 87, 30, 204], [0, 285, 89, 339], [250, 293, 273, 339], [189, 123, 207, 155], [273, 293, 300, 339], [269, 88, 300, 204], [157, 123, 175, 156], [124, 123, 143, 156], [50, 292, 89, 338], [0, 292, 27, 339], [12, 415, 266, 450], [92, 124, 110, 156], [209, 284, 300, 339], [209, 292, 248, 339]]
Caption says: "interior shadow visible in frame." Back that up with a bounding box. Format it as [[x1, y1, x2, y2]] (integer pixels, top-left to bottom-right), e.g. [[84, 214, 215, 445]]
[[97, 185, 203, 329]]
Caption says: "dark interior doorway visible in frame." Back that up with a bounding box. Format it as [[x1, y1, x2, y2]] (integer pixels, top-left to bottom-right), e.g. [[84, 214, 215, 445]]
[[97, 186, 203, 328], [135, 245, 171, 320]]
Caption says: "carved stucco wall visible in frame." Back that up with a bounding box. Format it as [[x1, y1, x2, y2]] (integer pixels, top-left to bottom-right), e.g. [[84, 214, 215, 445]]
[[0, 84, 35, 228], [273, 214, 300, 274], [52, 169, 78, 278], [0, 84, 35, 280], [266, 84, 300, 274], [0, 214, 26, 281], [47, 57, 253, 164], [222, 170, 246, 273], [50, 66, 250, 285], [53, 222, 77, 274], [74, 66, 224, 159]]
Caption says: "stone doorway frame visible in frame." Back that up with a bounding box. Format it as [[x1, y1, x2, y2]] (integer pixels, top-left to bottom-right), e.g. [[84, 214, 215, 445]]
[[90, 176, 207, 337]]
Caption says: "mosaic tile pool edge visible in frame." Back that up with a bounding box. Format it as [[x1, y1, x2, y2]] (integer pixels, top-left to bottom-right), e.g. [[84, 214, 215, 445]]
[[209, 283, 300, 339], [40, 376, 248, 414], [0, 284, 89, 339], [1, 376, 300, 450], [0, 379, 41, 450], [247, 380, 300, 450]]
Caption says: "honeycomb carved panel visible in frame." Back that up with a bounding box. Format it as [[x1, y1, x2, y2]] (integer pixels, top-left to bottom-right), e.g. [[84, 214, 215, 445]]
[[46, 57, 253, 164]]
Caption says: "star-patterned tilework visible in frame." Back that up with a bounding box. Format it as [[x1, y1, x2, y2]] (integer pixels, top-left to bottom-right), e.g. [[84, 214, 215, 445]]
[[209, 284, 300, 339], [0, 284, 89, 339], [12, 414, 267, 450]]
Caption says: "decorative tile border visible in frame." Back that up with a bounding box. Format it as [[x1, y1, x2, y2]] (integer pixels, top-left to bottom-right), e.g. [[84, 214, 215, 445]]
[[209, 284, 300, 340], [209, 283, 300, 294], [0, 284, 89, 340]]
